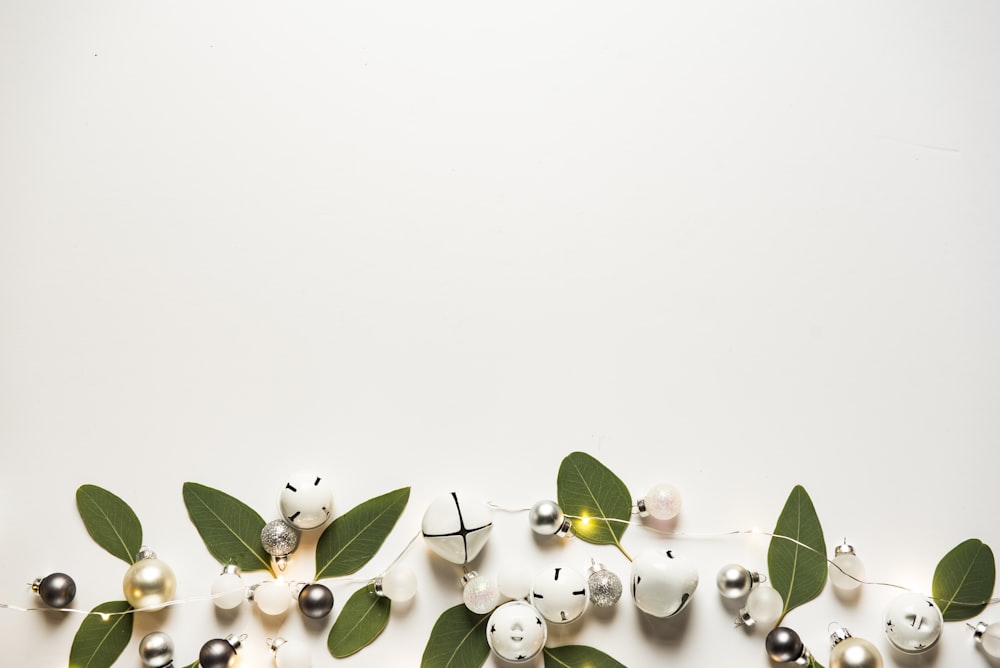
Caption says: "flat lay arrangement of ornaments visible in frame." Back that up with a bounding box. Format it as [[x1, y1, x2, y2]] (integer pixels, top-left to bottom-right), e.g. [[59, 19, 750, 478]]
[[1, 1, 998, 666]]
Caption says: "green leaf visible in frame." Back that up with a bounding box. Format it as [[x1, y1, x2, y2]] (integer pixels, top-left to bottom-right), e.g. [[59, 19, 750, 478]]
[[543, 645, 627, 668], [768, 485, 827, 624], [68, 600, 133, 668], [182, 482, 273, 574], [808, 657, 826, 668], [557, 451, 633, 559], [315, 487, 410, 579], [76, 485, 143, 565], [327, 585, 391, 658], [932, 538, 996, 621], [421, 604, 490, 668]]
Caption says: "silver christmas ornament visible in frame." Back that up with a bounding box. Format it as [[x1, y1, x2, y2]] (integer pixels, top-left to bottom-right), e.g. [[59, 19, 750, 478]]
[[32, 572, 77, 608], [261, 519, 301, 570], [765, 626, 810, 663], [297, 582, 334, 619], [199, 634, 244, 668], [715, 563, 763, 599], [830, 625, 884, 668], [587, 560, 622, 607], [528, 500, 572, 537], [138, 631, 174, 668]]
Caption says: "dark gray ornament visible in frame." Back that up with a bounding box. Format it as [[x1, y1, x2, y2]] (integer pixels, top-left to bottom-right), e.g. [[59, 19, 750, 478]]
[[298, 582, 334, 619], [32, 572, 76, 608]]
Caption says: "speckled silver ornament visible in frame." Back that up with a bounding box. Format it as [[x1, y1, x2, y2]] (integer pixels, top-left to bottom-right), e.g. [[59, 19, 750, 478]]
[[587, 561, 622, 607], [262, 519, 301, 559]]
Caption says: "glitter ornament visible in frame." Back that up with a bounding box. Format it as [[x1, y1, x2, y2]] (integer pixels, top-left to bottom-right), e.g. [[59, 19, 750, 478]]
[[830, 540, 866, 591], [530, 565, 589, 624], [463, 571, 502, 614], [199, 634, 244, 668], [297, 583, 334, 618], [32, 572, 76, 608], [138, 631, 174, 668], [830, 625, 884, 668], [766, 626, 811, 663], [122, 547, 176, 609], [373, 565, 418, 602], [736, 585, 783, 627], [278, 471, 334, 530], [971, 621, 1000, 659], [528, 500, 572, 536], [211, 565, 245, 610], [253, 580, 292, 616], [587, 561, 622, 607], [487, 600, 547, 663], [716, 563, 763, 599], [497, 564, 532, 601], [637, 483, 682, 521], [883, 593, 943, 654], [269, 637, 312, 668], [421, 492, 493, 564], [630, 549, 698, 618], [261, 519, 301, 570]]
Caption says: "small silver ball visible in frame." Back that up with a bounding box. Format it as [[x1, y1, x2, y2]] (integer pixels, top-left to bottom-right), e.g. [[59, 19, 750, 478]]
[[766, 626, 805, 663], [716, 563, 752, 599], [138, 631, 174, 668], [587, 566, 623, 607], [261, 519, 301, 557], [298, 582, 335, 618], [529, 500, 565, 535]]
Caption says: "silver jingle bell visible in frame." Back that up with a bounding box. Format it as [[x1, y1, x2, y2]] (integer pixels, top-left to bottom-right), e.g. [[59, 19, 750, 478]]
[[138, 631, 174, 668], [528, 500, 572, 537]]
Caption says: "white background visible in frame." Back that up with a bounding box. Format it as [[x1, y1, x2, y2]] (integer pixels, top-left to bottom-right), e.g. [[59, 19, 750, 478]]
[[2, 1, 999, 666]]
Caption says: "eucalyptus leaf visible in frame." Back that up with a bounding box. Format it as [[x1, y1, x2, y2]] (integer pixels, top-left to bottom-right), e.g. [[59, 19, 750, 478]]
[[316, 487, 410, 579], [421, 603, 490, 668], [327, 585, 391, 658], [768, 485, 827, 624], [556, 451, 632, 558], [76, 485, 143, 565], [68, 600, 133, 668], [543, 645, 627, 668], [182, 482, 272, 574], [932, 538, 996, 621]]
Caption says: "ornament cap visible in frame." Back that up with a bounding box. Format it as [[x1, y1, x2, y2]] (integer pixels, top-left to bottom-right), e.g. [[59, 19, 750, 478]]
[[834, 539, 856, 557], [973, 621, 990, 642], [735, 608, 755, 626], [636, 498, 648, 517], [587, 559, 608, 576], [136, 546, 157, 561], [371, 576, 385, 597], [30, 577, 42, 593], [267, 637, 288, 652], [225, 633, 246, 651], [462, 570, 479, 586], [830, 624, 852, 646], [220, 564, 241, 576]]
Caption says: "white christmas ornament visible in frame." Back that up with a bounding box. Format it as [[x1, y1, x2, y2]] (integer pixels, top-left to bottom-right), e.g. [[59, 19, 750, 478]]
[[253, 580, 292, 616], [530, 566, 589, 624], [463, 571, 502, 614], [486, 601, 547, 663], [375, 565, 418, 602], [630, 549, 698, 618], [972, 621, 1000, 659], [637, 483, 682, 521], [421, 492, 493, 564], [830, 540, 866, 591], [737, 585, 783, 627], [278, 471, 333, 530], [211, 565, 245, 610], [269, 637, 311, 668], [883, 593, 943, 654], [497, 564, 532, 601]]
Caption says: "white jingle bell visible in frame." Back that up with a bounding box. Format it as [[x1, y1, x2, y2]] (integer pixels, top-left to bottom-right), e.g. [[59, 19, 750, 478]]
[[278, 471, 334, 530], [630, 548, 698, 618], [421, 492, 493, 564], [530, 566, 589, 624], [487, 600, 547, 663], [883, 593, 943, 654]]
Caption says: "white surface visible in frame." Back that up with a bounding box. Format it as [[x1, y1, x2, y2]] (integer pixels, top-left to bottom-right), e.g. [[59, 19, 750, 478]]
[[2, 2, 999, 666]]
